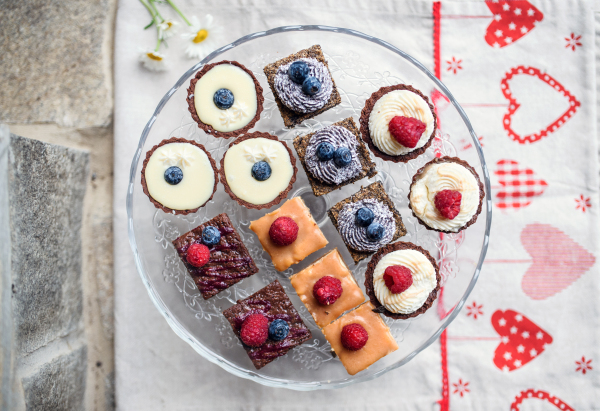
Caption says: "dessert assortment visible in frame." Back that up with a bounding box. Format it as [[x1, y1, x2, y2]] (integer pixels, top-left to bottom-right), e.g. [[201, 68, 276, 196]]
[[140, 44, 485, 375]]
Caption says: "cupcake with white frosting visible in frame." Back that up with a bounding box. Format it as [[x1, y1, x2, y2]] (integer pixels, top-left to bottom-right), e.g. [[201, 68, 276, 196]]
[[359, 84, 437, 163], [364, 242, 440, 319], [408, 156, 484, 233]]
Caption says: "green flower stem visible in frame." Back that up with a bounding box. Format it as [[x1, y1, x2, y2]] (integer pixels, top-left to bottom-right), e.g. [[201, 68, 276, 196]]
[[148, 0, 165, 22], [154, 37, 162, 52], [165, 0, 191, 26], [139, 0, 156, 19]]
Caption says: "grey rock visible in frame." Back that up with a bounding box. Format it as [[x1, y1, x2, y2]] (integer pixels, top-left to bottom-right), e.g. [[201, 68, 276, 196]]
[[0, 0, 112, 127], [7, 134, 89, 354], [22, 345, 87, 411]]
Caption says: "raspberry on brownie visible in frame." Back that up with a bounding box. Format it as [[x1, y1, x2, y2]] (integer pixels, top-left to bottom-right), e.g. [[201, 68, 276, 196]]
[[222, 280, 312, 370], [250, 197, 328, 271], [322, 302, 398, 375], [172, 213, 258, 299], [290, 249, 365, 328]]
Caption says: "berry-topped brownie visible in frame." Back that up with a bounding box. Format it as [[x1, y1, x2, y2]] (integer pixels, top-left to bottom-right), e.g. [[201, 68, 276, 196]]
[[408, 156, 484, 233], [222, 280, 312, 370], [187, 60, 264, 138], [290, 249, 365, 328], [250, 197, 328, 271], [172, 213, 258, 299], [141, 137, 218, 215], [263, 45, 342, 128], [220, 132, 297, 210], [293, 117, 377, 196], [364, 242, 440, 319], [327, 181, 406, 264], [322, 302, 398, 375], [359, 84, 437, 163]]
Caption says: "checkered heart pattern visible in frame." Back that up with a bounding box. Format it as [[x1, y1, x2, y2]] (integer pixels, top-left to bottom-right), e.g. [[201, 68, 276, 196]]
[[494, 159, 547, 209]]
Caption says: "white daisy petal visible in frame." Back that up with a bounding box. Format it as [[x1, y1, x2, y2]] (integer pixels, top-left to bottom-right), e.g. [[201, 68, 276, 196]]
[[157, 20, 179, 40], [182, 14, 223, 60], [139, 48, 169, 72]]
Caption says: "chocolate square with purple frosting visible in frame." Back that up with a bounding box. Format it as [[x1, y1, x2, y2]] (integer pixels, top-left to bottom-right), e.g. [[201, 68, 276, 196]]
[[222, 280, 312, 370], [172, 213, 258, 299]]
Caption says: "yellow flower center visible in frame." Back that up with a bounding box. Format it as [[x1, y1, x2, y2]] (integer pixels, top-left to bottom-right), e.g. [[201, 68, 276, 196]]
[[166, 22, 172, 28], [193, 29, 209, 44], [147, 52, 162, 61]]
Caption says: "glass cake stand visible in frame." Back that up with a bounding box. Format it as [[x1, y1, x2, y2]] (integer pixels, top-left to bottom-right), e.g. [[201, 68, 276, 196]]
[[127, 25, 492, 390]]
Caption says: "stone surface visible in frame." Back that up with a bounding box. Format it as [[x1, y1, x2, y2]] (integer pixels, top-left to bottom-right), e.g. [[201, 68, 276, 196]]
[[8, 134, 89, 354], [22, 345, 88, 411], [0, 0, 112, 127]]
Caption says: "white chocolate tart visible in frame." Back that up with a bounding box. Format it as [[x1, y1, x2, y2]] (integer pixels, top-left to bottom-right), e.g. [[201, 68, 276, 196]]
[[220, 132, 297, 210], [141, 138, 218, 215], [187, 61, 264, 138]]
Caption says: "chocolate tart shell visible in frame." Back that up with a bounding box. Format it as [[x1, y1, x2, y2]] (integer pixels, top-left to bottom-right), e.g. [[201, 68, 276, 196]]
[[408, 156, 485, 234], [293, 117, 377, 196], [187, 60, 264, 139], [219, 132, 298, 210], [364, 241, 441, 319], [141, 137, 218, 215], [359, 84, 437, 163], [263, 44, 342, 128]]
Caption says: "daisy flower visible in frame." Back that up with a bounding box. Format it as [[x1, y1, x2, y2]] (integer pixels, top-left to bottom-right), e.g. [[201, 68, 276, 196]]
[[181, 15, 223, 60], [139, 49, 169, 72], [157, 20, 179, 40]]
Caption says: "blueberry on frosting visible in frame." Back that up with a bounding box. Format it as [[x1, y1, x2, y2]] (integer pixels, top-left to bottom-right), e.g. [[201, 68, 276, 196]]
[[288, 61, 309, 84], [337, 198, 394, 252], [366, 222, 385, 242], [213, 88, 234, 110], [355, 207, 374, 227], [302, 76, 321, 96], [333, 147, 352, 168], [316, 142, 335, 161], [251, 161, 272, 181], [164, 166, 183, 185], [202, 226, 221, 246]]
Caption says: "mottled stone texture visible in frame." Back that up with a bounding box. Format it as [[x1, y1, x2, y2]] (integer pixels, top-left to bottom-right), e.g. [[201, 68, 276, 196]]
[[9, 134, 89, 354], [0, 0, 112, 127], [22, 346, 88, 411]]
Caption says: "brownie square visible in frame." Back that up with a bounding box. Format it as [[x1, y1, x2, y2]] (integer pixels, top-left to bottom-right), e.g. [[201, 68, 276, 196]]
[[293, 117, 377, 196], [327, 181, 407, 264], [172, 213, 258, 299], [322, 302, 398, 375], [290, 248, 365, 328], [222, 280, 312, 370], [263, 44, 342, 128]]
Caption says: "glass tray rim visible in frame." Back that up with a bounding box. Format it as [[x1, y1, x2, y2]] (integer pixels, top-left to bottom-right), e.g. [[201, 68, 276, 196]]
[[126, 24, 493, 390]]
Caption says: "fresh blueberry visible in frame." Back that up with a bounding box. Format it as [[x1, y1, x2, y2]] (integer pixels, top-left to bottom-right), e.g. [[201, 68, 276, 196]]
[[213, 88, 234, 110], [366, 222, 385, 242], [302, 76, 321, 96], [251, 161, 272, 181], [164, 166, 183, 185], [202, 226, 221, 246], [355, 207, 375, 227], [288, 61, 309, 84], [316, 142, 335, 161], [333, 147, 352, 168], [268, 319, 289, 341]]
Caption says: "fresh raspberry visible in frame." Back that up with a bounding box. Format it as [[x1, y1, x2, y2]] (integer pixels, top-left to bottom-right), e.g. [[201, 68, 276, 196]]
[[341, 323, 369, 351], [240, 313, 269, 347], [434, 189, 462, 220], [269, 216, 299, 246], [312, 276, 343, 305], [186, 243, 210, 268], [388, 115, 427, 148], [383, 265, 413, 294]]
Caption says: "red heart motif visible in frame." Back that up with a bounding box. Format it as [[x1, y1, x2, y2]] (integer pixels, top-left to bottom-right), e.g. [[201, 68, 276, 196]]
[[485, 0, 543, 48], [521, 223, 595, 300], [501, 66, 581, 144], [511, 389, 574, 411], [494, 159, 547, 209], [492, 309, 553, 372]]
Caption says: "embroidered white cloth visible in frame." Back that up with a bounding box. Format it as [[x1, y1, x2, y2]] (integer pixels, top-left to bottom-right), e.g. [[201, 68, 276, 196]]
[[113, 0, 599, 409]]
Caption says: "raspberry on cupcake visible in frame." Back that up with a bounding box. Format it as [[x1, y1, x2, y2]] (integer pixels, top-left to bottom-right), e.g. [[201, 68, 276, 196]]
[[359, 84, 437, 163], [408, 156, 484, 233]]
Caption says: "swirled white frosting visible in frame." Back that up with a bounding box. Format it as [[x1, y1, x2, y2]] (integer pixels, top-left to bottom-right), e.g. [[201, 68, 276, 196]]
[[409, 162, 480, 232], [373, 249, 436, 314], [368, 89, 435, 155]]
